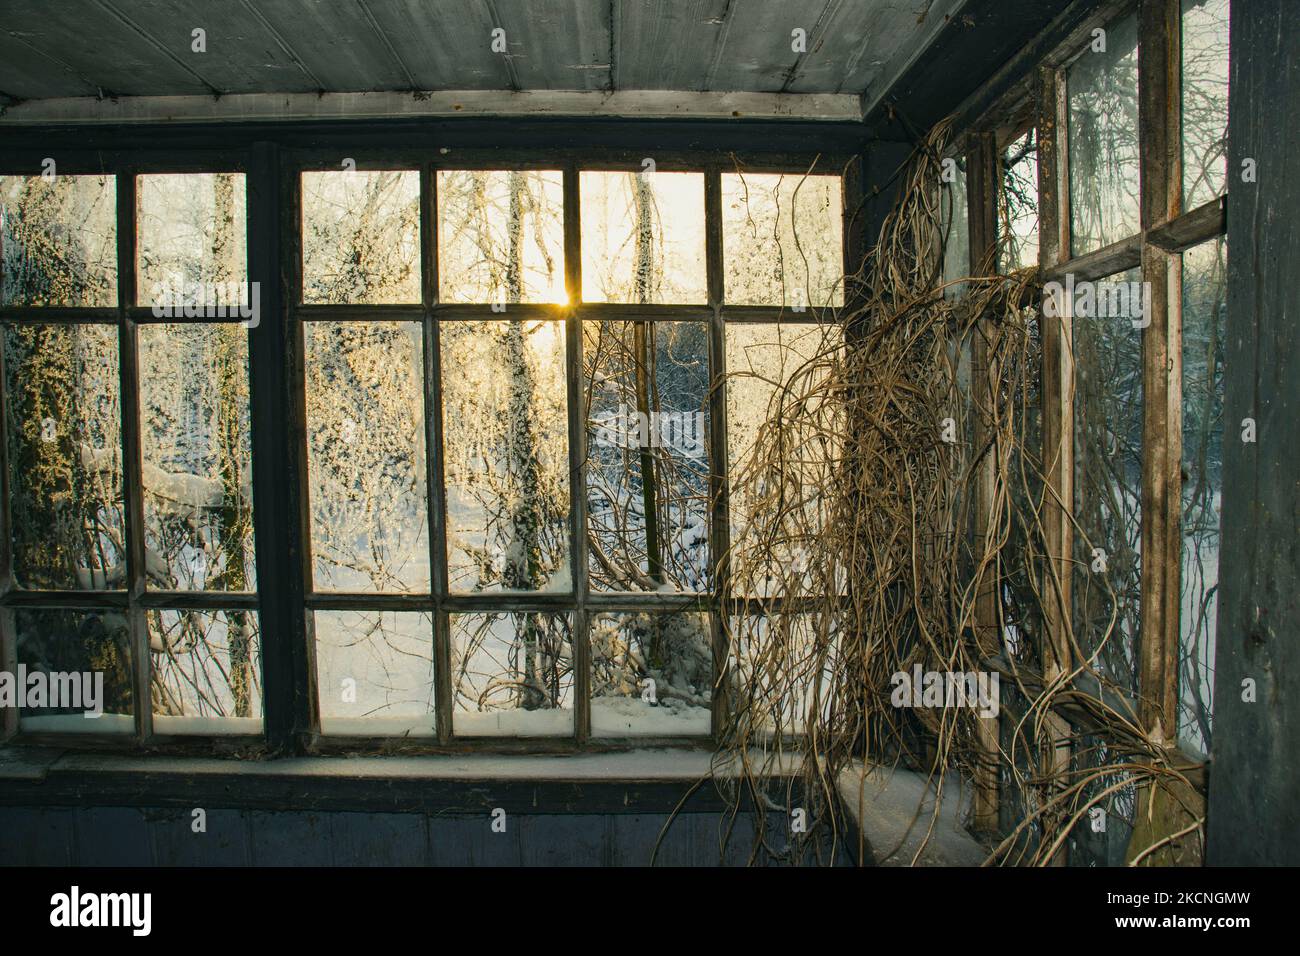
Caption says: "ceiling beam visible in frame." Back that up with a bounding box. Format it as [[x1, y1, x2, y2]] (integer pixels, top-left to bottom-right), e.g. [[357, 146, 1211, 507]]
[[0, 89, 864, 125]]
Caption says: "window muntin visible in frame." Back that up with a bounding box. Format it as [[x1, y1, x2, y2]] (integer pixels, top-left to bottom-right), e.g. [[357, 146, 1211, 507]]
[[1067, 13, 1141, 255], [940, 155, 970, 295]]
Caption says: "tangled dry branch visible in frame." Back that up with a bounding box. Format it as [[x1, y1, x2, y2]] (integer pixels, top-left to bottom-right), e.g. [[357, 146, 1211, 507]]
[[706, 119, 1204, 867]]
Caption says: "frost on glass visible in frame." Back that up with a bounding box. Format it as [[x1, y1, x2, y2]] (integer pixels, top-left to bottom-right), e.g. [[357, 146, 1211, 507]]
[[1073, 268, 1143, 699], [1068, 14, 1141, 255], [1179, 238, 1226, 756], [580, 171, 706, 304], [314, 610, 435, 736], [139, 324, 254, 591], [3, 324, 124, 590], [137, 173, 247, 308], [437, 169, 565, 304], [722, 172, 843, 308], [301, 170, 420, 304], [999, 129, 1039, 273], [590, 610, 711, 737], [586, 320, 710, 593], [305, 321, 429, 592], [1182, 0, 1229, 210], [940, 156, 970, 296], [451, 612, 572, 737], [149, 609, 262, 733], [440, 319, 570, 593], [0, 174, 117, 307], [15, 608, 133, 733], [725, 323, 842, 597]]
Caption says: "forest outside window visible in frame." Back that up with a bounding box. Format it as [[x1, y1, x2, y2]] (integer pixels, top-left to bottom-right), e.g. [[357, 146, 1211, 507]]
[[0, 156, 832, 751], [297, 159, 844, 743], [1, 169, 262, 738]]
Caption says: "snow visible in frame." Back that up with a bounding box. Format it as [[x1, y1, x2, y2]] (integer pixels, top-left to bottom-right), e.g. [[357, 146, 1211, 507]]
[[591, 697, 710, 737], [20, 713, 134, 734], [152, 715, 262, 736], [320, 716, 436, 737], [453, 707, 573, 737]]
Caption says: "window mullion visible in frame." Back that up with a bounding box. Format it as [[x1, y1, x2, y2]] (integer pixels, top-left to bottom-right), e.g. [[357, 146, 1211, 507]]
[[563, 162, 591, 744], [115, 167, 152, 744]]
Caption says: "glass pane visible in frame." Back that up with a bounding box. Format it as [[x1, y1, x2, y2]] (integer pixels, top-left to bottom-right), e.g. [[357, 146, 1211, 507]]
[[137, 173, 247, 310], [436, 169, 565, 304], [941, 156, 970, 296], [314, 610, 435, 736], [139, 324, 254, 591], [590, 610, 712, 737], [1073, 268, 1144, 698], [999, 128, 1039, 272], [451, 611, 573, 736], [580, 171, 706, 304], [440, 319, 570, 593], [0, 174, 117, 307], [586, 320, 710, 592], [301, 170, 420, 304], [149, 608, 262, 734], [722, 172, 843, 308], [1182, 0, 1230, 209], [3, 324, 124, 590], [1068, 14, 1141, 255], [14, 608, 134, 733], [725, 322, 842, 597], [726, 613, 838, 736], [1179, 238, 1226, 756], [305, 321, 429, 592]]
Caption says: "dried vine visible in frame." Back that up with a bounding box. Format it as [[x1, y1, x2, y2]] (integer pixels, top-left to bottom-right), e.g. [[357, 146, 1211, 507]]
[[707, 119, 1204, 867]]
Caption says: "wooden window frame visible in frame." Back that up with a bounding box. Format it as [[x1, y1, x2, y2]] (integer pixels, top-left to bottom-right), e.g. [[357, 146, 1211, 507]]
[[0, 141, 858, 755]]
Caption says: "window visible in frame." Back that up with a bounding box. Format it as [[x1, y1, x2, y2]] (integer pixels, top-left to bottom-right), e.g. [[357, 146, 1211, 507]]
[[0, 155, 845, 747], [999, 127, 1040, 272], [1181, 0, 1230, 210], [1072, 268, 1144, 698], [1, 169, 261, 737], [1067, 13, 1140, 255], [1178, 237, 1226, 755], [940, 154, 970, 295]]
